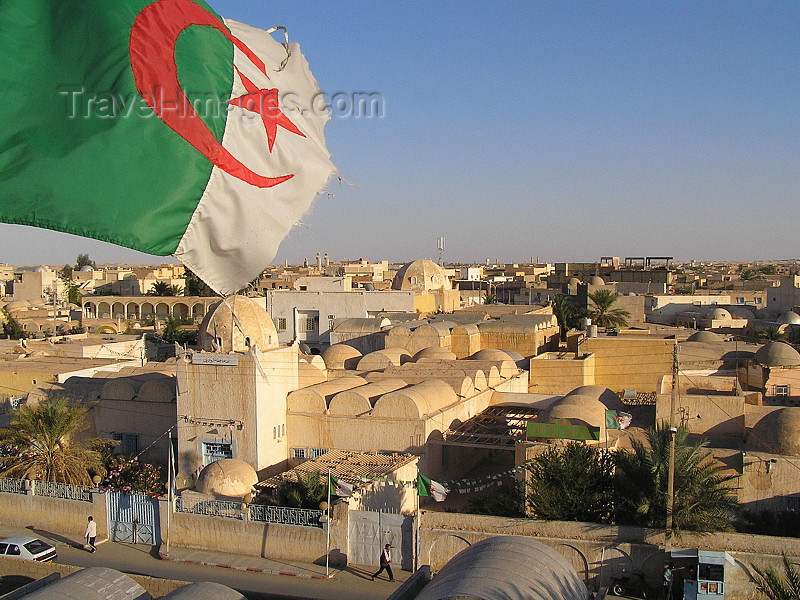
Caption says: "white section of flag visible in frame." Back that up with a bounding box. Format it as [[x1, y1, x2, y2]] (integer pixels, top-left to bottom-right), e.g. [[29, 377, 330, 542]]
[[175, 19, 336, 296]]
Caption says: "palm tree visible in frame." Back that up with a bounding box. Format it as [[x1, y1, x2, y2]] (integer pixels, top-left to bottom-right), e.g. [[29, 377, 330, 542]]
[[587, 289, 630, 328], [147, 282, 183, 296], [551, 295, 583, 339], [758, 326, 788, 342], [0, 399, 103, 485], [614, 424, 738, 532], [482, 293, 498, 305], [752, 555, 800, 600]]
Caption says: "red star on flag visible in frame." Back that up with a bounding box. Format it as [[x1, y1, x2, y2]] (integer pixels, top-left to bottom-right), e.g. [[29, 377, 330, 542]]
[[230, 68, 305, 152]]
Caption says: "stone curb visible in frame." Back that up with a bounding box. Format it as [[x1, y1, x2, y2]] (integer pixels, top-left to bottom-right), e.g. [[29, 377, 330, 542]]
[[158, 551, 335, 580]]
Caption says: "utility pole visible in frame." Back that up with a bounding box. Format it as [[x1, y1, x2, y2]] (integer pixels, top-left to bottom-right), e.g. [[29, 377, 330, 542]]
[[665, 343, 679, 548], [437, 237, 445, 267]]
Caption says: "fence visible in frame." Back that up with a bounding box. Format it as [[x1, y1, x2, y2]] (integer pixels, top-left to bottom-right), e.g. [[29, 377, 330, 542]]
[[248, 504, 322, 528], [173, 497, 322, 528], [0, 477, 26, 495], [0, 477, 91, 502]]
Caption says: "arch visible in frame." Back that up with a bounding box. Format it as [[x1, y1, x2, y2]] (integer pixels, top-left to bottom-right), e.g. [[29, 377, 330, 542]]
[[427, 534, 471, 572], [22, 321, 40, 333], [111, 302, 125, 318], [95, 325, 118, 334], [139, 380, 176, 403], [173, 302, 189, 319], [83, 302, 97, 319], [155, 302, 170, 319], [192, 303, 206, 320], [556, 543, 591, 584], [125, 302, 139, 319], [141, 303, 155, 318], [97, 302, 111, 319]]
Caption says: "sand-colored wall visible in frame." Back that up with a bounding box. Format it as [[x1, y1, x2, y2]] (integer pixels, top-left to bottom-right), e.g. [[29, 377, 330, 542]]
[[581, 337, 675, 392], [529, 352, 594, 394]]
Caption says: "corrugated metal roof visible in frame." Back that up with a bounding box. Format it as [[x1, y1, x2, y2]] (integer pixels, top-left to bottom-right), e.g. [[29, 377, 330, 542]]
[[414, 536, 591, 600]]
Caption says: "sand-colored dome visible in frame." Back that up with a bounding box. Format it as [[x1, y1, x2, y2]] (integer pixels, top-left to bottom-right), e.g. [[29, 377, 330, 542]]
[[321, 344, 362, 370], [391, 259, 451, 292], [778, 311, 800, 325], [565, 385, 625, 411], [197, 296, 277, 353], [357, 348, 412, 372], [545, 395, 607, 432], [414, 347, 457, 361], [754, 342, 800, 367], [195, 459, 257, 498], [567, 277, 581, 286], [706, 307, 732, 320], [750, 408, 800, 456], [729, 307, 755, 320], [588, 276, 605, 286], [469, 349, 514, 361], [686, 331, 722, 344]]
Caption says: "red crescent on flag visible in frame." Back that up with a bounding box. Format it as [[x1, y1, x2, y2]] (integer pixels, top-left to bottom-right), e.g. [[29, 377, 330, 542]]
[[129, 0, 293, 188]]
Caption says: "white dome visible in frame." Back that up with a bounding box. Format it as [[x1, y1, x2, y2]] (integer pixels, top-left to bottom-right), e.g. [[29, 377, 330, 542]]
[[195, 459, 257, 498], [198, 296, 278, 353]]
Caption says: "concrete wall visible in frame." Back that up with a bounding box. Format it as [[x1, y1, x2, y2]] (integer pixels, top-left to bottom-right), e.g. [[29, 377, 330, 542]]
[[419, 511, 800, 600], [580, 337, 675, 393], [529, 352, 594, 394], [0, 489, 108, 540], [160, 498, 349, 566]]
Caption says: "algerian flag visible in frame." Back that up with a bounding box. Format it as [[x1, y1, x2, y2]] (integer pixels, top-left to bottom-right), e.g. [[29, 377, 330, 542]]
[[417, 473, 448, 502], [0, 0, 335, 296], [329, 475, 353, 497], [605, 410, 633, 430]]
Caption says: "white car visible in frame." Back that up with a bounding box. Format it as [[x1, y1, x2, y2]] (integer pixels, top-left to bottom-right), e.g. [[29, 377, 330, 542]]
[[0, 537, 57, 562]]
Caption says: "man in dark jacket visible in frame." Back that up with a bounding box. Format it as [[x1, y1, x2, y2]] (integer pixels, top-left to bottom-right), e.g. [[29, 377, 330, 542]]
[[371, 544, 394, 581]]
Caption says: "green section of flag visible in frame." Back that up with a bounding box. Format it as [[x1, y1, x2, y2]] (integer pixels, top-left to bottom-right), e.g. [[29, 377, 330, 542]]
[[0, 0, 232, 255], [526, 421, 601, 441], [606, 410, 621, 430]]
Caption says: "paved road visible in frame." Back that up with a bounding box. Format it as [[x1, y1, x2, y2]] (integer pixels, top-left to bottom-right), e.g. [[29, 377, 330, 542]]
[[2, 526, 402, 600]]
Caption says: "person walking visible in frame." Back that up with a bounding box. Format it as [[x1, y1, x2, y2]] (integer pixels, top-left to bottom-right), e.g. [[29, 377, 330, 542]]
[[662, 563, 674, 600], [371, 543, 394, 581], [85, 516, 97, 553]]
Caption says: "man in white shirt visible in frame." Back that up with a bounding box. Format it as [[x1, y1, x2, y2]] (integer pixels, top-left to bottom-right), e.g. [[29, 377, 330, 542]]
[[371, 543, 394, 582], [85, 516, 97, 553]]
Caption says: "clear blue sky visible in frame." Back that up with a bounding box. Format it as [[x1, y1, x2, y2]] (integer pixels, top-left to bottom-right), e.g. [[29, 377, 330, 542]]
[[2, 0, 798, 267]]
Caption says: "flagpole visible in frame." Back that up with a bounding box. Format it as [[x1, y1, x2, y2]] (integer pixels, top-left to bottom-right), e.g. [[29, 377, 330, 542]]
[[165, 426, 173, 555], [326, 468, 331, 578], [415, 466, 420, 572]]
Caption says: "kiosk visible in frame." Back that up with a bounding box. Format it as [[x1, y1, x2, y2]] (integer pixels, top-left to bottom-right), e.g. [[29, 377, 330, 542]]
[[671, 549, 733, 599]]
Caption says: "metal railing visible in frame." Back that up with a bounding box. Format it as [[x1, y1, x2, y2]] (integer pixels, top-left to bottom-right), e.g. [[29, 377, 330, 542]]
[[174, 497, 244, 520], [32, 480, 92, 502], [249, 504, 323, 528], [0, 477, 26, 495]]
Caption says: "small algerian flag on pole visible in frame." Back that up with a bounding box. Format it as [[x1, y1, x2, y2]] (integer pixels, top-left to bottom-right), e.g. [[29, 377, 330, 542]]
[[0, 0, 336, 296], [329, 475, 353, 497], [417, 473, 448, 502], [605, 410, 633, 430]]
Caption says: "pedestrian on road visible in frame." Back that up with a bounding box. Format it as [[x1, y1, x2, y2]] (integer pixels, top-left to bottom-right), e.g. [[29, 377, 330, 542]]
[[85, 516, 97, 553], [662, 562, 674, 600], [371, 543, 394, 582]]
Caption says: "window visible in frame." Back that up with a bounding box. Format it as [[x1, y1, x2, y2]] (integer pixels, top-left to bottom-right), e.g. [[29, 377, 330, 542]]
[[755, 297, 763, 304], [299, 285, 307, 291], [113, 433, 139, 456], [273, 427, 277, 439], [736, 297, 745, 304], [202, 441, 232, 466], [291, 448, 307, 459], [309, 447, 328, 458], [276, 317, 287, 332], [0, 544, 7, 554], [776, 385, 790, 397], [7, 545, 19, 556], [281, 424, 285, 436]]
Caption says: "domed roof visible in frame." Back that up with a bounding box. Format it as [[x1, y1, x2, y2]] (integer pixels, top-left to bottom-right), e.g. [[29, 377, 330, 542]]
[[754, 342, 800, 367], [414, 347, 457, 361], [756, 308, 780, 320], [391, 259, 450, 291], [197, 296, 278, 353], [80, 265, 94, 272], [778, 311, 800, 325], [707, 307, 732, 320], [567, 277, 581, 286], [751, 408, 800, 456], [195, 459, 257, 498], [588, 276, 605, 286], [32, 265, 49, 273], [729, 307, 755, 320], [545, 395, 607, 430], [469, 349, 515, 361], [321, 344, 362, 370], [686, 331, 722, 344], [565, 385, 625, 411]]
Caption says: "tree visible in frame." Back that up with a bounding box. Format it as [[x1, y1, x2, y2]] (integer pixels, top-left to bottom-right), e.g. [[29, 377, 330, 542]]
[[184, 268, 218, 297], [466, 480, 525, 517], [161, 316, 197, 345], [551, 295, 584, 339], [147, 281, 182, 297], [752, 555, 800, 600], [255, 470, 326, 509], [482, 293, 497, 305], [101, 455, 165, 496], [525, 442, 615, 523], [587, 289, 630, 328], [758, 327, 788, 342], [0, 399, 103, 485], [613, 424, 738, 532], [2, 313, 28, 340], [75, 254, 94, 271]]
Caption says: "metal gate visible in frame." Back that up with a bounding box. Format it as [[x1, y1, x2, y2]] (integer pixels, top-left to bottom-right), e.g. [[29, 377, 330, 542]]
[[348, 510, 414, 571], [107, 491, 161, 545]]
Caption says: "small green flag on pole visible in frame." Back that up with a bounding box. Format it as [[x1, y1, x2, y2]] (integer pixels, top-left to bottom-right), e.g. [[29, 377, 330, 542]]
[[329, 475, 353, 497]]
